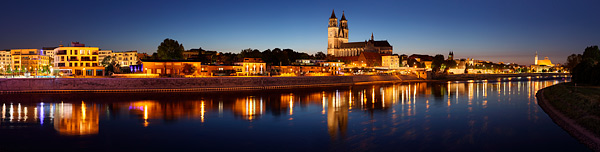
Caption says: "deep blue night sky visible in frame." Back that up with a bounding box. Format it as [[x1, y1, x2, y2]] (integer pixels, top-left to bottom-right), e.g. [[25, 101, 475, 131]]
[[1, 0, 598, 65]]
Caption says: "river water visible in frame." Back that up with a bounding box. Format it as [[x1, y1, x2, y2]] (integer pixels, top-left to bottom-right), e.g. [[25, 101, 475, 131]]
[[0, 76, 589, 151]]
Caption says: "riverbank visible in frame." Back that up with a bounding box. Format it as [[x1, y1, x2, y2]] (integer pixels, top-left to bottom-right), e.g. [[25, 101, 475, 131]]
[[0, 73, 571, 93], [536, 83, 600, 151]]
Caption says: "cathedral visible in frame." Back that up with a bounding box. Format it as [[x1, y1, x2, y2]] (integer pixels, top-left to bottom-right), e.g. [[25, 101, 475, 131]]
[[327, 10, 393, 57]]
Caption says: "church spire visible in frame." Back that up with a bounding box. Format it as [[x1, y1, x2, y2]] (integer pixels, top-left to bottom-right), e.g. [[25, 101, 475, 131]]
[[371, 33, 374, 41], [330, 9, 337, 19], [340, 11, 346, 20]]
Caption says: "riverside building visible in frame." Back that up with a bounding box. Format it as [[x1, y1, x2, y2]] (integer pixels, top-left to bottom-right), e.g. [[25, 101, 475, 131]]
[[0, 50, 11, 69], [52, 42, 104, 76], [98, 50, 138, 67], [10, 49, 50, 72]]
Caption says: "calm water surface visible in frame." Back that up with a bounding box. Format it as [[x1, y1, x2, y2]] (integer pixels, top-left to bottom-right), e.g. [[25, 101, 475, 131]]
[[0, 76, 589, 151]]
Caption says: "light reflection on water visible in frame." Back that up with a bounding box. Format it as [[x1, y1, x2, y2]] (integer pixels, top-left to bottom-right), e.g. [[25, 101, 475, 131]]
[[0, 76, 589, 151]]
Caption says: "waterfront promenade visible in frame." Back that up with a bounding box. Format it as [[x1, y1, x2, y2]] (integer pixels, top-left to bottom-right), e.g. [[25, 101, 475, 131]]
[[0, 75, 412, 93]]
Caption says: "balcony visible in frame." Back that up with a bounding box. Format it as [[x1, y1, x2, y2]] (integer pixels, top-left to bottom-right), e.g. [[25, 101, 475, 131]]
[[56, 50, 67, 55]]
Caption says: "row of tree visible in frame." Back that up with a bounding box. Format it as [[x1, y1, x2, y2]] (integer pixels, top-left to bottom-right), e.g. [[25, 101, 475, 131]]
[[147, 38, 332, 66], [569, 46, 600, 85]]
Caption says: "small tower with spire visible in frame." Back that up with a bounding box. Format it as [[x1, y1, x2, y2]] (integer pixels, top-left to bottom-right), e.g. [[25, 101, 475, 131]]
[[534, 51, 538, 65]]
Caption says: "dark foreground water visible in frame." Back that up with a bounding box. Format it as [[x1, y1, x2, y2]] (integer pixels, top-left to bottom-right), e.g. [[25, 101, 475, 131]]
[[0, 76, 589, 151]]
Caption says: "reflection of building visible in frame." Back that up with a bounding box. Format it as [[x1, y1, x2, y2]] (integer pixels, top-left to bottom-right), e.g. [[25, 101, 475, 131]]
[[52, 42, 104, 76], [54, 102, 99, 135], [232, 97, 263, 120], [326, 91, 347, 139], [327, 10, 393, 57]]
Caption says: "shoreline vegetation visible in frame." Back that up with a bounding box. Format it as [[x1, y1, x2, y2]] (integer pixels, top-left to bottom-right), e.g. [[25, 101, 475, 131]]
[[537, 83, 600, 151]]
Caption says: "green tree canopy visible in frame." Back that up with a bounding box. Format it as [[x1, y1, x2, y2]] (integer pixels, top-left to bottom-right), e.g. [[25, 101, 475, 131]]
[[565, 54, 582, 71], [572, 45, 600, 85], [157, 38, 184, 60]]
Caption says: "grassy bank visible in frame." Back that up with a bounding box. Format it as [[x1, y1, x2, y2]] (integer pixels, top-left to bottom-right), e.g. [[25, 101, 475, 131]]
[[541, 82, 600, 138], [536, 83, 600, 151]]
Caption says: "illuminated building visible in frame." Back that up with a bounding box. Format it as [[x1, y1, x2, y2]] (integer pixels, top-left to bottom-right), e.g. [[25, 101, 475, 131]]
[[98, 50, 138, 67], [236, 58, 265, 75], [10, 49, 50, 71], [199, 65, 243, 76], [43, 47, 56, 64], [381, 55, 400, 69], [112, 51, 138, 67], [0, 50, 11, 69], [327, 10, 393, 57], [52, 42, 104, 76], [141, 60, 201, 75], [531, 51, 555, 72], [98, 50, 113, 63]]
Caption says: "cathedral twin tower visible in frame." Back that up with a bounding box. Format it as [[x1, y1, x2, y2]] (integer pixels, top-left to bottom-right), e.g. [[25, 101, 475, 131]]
[[327, 10, 348, 56], [327, 10, 393, 57]]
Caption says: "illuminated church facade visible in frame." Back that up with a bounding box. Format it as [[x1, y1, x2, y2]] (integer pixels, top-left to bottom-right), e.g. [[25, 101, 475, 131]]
[[327, 10, 393, 57], [531, 51, 556, 72]]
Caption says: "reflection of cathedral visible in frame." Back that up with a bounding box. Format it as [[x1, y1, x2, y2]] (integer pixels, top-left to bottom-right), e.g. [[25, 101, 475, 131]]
[[327, 10, 393, 57], [326, 93, 348, 139]]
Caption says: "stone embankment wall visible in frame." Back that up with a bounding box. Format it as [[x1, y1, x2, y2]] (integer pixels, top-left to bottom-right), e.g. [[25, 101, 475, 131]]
[[0, 75, 407, 93]]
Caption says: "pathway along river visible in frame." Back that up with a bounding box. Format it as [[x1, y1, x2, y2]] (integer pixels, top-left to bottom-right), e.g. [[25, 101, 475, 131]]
[[0, 76, 589, 151]]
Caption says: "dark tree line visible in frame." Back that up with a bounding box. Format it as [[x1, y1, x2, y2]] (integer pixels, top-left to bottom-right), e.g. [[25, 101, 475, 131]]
[[147, 38, 330, 66], [571, 46, 600, 85]]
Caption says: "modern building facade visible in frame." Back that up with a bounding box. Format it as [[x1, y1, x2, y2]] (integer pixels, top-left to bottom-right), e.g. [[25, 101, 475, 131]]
[[98, 50, 138, 67], [10, 49, 50, 71], [0, 50, 11, 69], [98, 50, 113, 63], [52, 42, 104, 76], [112, 51, 138, 67], [327, 10, 393, 57]]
